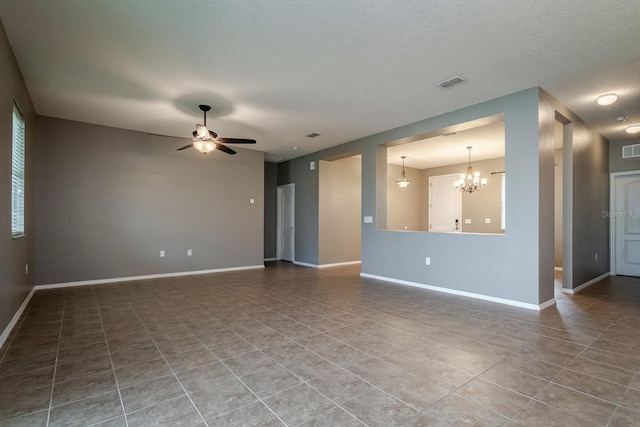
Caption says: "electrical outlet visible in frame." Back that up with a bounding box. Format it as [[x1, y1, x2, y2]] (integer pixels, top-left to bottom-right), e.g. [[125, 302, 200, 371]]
[[485, 218, 491, 224], [425, 257, 431, 266], [160, 250, 165, 257], [187, 249, 192, 256], [465, 219, 472, 224], [363, 216, 373, 223]]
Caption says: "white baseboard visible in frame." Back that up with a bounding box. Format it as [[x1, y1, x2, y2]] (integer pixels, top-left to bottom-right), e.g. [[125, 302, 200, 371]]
[[561, 272, 610, 294], [35, 265, 265, 290], [264, 258, 277, 262], [360, 273, 556, 311], [318, 261, 361, 269], [293, 261, 319, 268], [293, 260, 361, 269], [0, 287, 36, 349]]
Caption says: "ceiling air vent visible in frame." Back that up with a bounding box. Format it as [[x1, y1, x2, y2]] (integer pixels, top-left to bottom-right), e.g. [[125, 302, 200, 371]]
[[306, 133, 320, 138], [437, 75, 465, 88], [622, 144, 640, 159]]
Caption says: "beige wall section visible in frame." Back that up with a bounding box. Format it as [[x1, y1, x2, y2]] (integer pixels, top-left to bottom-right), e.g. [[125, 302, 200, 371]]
[[387, 158, 504, 233], [418, 158, 505, 233], [318, 156, 361, 265], [554, 145, 563, 269], [387, 164, 424, 231], [0, 20, 36, 338]]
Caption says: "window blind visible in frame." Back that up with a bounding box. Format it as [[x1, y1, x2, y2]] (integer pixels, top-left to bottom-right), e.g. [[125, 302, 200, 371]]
[[12, 102, 25, 236]]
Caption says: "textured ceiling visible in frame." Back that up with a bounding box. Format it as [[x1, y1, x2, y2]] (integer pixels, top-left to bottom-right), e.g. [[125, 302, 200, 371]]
[[1, 0, 639, 161], [388, 121, 505, 170]]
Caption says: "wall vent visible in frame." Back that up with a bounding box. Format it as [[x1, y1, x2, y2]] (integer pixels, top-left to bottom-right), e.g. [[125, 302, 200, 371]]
[[622, 144, 640, 159], [437, 75, 465, 88]]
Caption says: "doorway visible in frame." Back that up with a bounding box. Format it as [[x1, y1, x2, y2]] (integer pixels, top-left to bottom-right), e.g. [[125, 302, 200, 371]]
[[318, 155, 362, 266], [429, 174, 462, 232], [554, 120, 564, 290], [612, 172, 640, 277], [277, 184, 295, 262]]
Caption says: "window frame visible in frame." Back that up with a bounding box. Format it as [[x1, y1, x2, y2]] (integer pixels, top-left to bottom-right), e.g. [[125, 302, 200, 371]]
[[11, 101, 26, 239]]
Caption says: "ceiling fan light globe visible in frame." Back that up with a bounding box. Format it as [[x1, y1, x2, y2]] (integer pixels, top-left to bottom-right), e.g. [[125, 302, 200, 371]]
[[196, 124, 209, 139], [194, 140, 215, 154]]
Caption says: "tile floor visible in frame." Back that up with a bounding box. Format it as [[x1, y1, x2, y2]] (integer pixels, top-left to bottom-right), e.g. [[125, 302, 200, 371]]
[[1, 262, 640, 426]]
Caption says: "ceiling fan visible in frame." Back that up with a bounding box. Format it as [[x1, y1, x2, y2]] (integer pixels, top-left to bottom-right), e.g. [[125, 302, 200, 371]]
[[177, 105, 256, 155]]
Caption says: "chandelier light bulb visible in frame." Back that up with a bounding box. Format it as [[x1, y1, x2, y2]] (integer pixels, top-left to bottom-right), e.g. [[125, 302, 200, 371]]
[[395, 156, 411, 188], [455, 146, 487, 194]]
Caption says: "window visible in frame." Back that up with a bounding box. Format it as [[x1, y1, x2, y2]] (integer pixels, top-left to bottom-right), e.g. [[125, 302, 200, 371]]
[[11, 102, 25, 237]]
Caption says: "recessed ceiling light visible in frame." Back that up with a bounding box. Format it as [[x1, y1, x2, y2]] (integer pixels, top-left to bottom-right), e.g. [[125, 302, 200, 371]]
[[292, 146, 299, 151], [597, 93, 618, 106], [626, 125, 640, 134]]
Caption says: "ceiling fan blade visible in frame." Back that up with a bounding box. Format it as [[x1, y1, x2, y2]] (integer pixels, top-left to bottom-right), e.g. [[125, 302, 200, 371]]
[[215, 142, 236, 155], [209, 130, 218, 139], [217, 138, 256, 144], [177, 143, 194, 151]]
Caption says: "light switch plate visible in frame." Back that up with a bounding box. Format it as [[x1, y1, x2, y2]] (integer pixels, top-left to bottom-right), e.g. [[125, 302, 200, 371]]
[[485, 218, 491, 224], [465, 219, 472, 224], [310, 161, 316, 170]]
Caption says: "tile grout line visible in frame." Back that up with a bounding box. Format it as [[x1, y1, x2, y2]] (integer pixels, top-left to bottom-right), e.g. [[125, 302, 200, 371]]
[[155, 289, 292, 426], [507, 327, 625, 426], [120, 289, 213, 427], [45, 289, 67, 427], [94, 285, 131, 427], [185, 296, 447, 425]]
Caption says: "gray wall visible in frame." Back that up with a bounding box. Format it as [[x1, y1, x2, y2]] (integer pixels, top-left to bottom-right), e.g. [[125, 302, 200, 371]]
[[276, 87, 609, 305], [0, 20, 36, 338], [279, 88, 548, 305], [609, 138, 640, 173], [318, 156, 361, 264], [35, 117, 264, 285], [264, 162, 277, 259], [539, 90, 610, 294], [277, 158, 319, 264]]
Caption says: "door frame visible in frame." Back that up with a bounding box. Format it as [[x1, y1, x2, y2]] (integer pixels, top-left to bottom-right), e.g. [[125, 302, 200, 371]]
[[428, 173, 462, 232], [610, 170, 640, 276], [277, 183, 295, 261]]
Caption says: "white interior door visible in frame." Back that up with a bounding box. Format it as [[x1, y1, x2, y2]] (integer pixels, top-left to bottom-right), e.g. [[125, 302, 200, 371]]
[[277, 184, 295, 262], [429, 174, 462, 232], [614, 174, 640, 277]]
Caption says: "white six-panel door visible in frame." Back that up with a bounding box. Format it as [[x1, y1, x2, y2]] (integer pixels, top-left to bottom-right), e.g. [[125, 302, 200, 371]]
[[614, 173, 640, 277], [429, 174, 462, 232]]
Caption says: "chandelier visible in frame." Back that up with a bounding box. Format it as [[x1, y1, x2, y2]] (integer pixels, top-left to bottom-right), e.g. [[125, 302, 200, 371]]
[[395, 156, 410, 188], [455, 146, 487, 193]]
